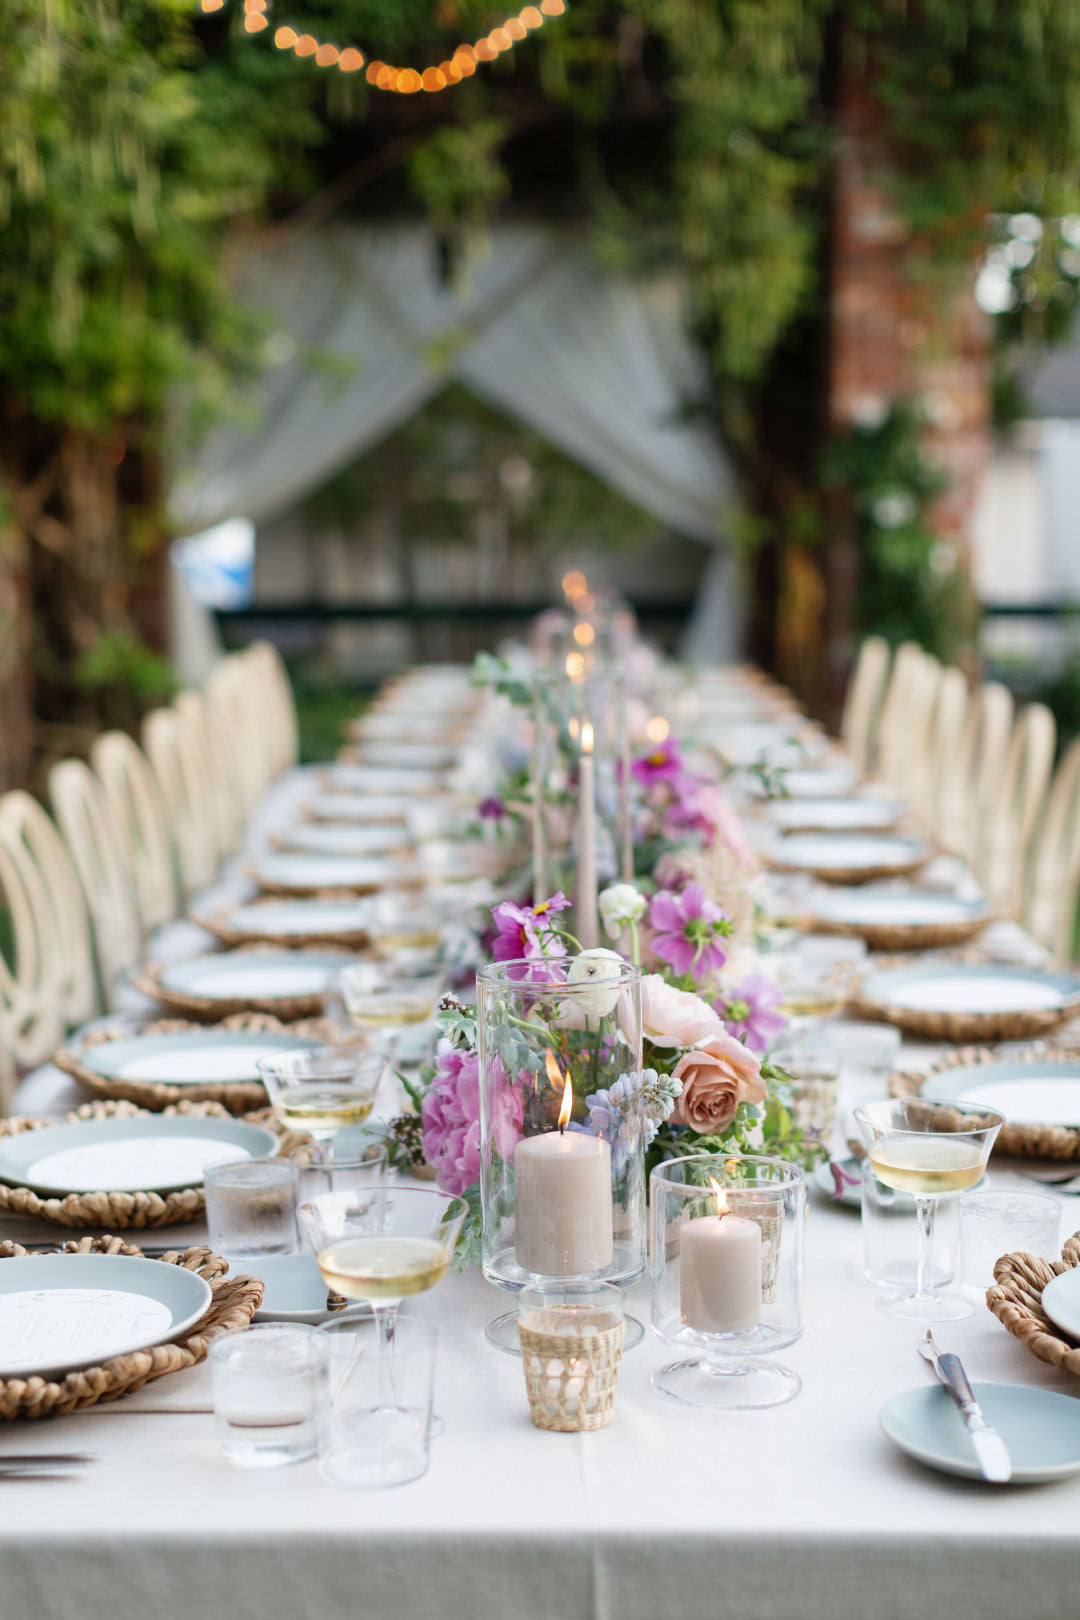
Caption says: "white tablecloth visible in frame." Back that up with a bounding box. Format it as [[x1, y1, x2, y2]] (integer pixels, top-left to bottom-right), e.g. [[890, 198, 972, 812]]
[[6, 767, 1080, 1620]]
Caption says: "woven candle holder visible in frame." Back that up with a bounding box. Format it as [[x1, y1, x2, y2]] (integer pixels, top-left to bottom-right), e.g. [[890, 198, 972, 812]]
[[517, 1306, 625, 1432]]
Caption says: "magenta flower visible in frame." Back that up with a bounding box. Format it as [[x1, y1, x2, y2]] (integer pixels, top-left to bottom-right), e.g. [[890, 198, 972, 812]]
[[715, 974, 787, 1054], [421, 1049, 522, 1198], [649, 882, 732, 979], [491, 891, 569, 980], [632, 737, 685, 789], [478, 796, 506, 821]]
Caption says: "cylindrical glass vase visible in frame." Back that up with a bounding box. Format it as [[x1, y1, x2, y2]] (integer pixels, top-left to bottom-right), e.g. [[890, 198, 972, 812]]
[[477, 957, 644, 1296], [531, 668, 632, 929], [649, 1153, 806, 1409]]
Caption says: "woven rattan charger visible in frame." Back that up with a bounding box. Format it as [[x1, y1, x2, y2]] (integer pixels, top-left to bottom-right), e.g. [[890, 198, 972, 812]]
[[987, 1232, 1080, 1377], [131, 945, 349, 1022], [849, 949, 1080, 1043], [0, 1099, 304, 1229], [55, 1012, 338, 1114], [0, 1235, 262, 1420], [890, 1045, 1080, 1160], [197, 895, 373, 952]]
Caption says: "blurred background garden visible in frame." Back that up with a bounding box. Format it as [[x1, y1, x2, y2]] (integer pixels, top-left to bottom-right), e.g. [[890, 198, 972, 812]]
[[3, 0, 1080, 785]]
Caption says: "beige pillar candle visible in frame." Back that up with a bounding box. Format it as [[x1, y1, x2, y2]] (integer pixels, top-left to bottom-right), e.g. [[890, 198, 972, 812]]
[[577, 721, 599, 949], [680, 1213, 762, 1334], [531, 786, 546, 902], [515, 1131, 613, 1277]]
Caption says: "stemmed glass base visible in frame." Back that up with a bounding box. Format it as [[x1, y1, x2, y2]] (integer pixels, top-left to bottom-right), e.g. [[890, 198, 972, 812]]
[[651, 1356, 801, 1410], [483, 1309, 645, 1356], [878, 1288, 973, 1323]]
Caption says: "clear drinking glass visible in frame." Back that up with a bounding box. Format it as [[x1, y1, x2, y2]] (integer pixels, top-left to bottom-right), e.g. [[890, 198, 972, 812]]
[[210, 1324, 328, 1468], [853, 1098, 1004, 1321], [768, 1042, 840, 1154], [204, 1156, 299, 1258], [256, 1047, 390, 1189], [338, 959, 444, 1061], [650, 1153, 806, 1409], [318, 1316, 437, 1489], [292, 1138, 390, 1202], [960, 1189, 1061, 1292], [860, 1161, 963, 1290]]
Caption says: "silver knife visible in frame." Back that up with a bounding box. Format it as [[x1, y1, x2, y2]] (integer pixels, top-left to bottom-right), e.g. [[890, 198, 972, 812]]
[[917, 1332, 1013, 1482]]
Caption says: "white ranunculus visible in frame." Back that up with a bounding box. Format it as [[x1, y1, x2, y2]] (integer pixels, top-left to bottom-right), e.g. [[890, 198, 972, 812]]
[[565, 948, 626, 1018], [598, 883, 648, 941]]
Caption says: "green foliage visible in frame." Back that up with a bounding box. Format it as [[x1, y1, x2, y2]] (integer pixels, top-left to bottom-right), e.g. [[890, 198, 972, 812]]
[[73, 627, 176, 705], [821, 402, 978, 661]]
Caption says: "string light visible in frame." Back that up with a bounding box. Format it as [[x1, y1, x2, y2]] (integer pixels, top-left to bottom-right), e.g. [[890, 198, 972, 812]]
[[201, 0, 566, 91]]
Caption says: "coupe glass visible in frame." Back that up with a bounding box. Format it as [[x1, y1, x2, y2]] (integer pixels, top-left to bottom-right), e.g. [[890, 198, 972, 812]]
[[853, 1098, 1004, 1321], [338, 958, 444, 1063], [297, 1185, 467, 1434], [256, 1047, 390, 1189]]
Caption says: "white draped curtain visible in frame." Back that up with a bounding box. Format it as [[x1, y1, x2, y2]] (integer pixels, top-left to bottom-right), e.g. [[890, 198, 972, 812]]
[[170, 222, 739, 668]]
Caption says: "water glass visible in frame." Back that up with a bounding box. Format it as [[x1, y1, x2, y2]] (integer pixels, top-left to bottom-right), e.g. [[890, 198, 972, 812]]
[[210, 1324, 328, 1468], [205, 1156, 299, 1258], [318, 1316, 437, 1488], [769, 1042, 840, 1152], [860, 1161, 962, 1289], [293, 1139, 390, 1202], [960, 1190, 1061, 1292]]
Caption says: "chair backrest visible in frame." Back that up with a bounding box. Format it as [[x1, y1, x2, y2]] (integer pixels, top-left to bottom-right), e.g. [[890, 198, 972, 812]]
[[0, 790, 97, 1031], [840, 636, 891, 775], [204, 655, 266, 820], [48, 758, 143, 1001], [924, 666, 970, 839], [175, 687, 244, 859], [976, 701, 1057, 908], [937, 680, 1015, 864], [142, 706, 221, 896], [1025, 735, 1080, 961], [91, 730, 180, 934], [875, 643, 940, 795], [248, 639, 300, 777]]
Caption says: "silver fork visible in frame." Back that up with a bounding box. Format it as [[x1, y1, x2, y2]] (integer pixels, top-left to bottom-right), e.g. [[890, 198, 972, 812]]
[[0, 1453, 95, 1479], [1016, 1170, 1080, 1194]]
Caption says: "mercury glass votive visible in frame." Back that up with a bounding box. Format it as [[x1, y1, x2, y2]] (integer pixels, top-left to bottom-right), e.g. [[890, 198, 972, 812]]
[[650, 1154, 806, 1410]]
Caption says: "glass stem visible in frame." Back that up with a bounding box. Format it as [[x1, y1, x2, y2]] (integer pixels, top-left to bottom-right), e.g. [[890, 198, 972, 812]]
[[914, 1195, 938, 1303], [372, 1301, 400, 1409]]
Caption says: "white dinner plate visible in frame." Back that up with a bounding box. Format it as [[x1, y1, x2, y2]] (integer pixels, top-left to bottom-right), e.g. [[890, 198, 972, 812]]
[[881, 1381, 1080, 1483], [1040, 1269, 1080, 1343], [349, 743, 456, 771], [325, 765, 444, 794], [809, 888, 991, 930], [254, 852, 417, 894], [307, 793, 413, 823], [80, 1028, 321, 1086], [0, 1253, 213, 1380], [766, 765, 860, 799], [920, 1059, 1080, 1126], [0, 1115, 278, 1196], [767, 797, 903, 833], [157, 950, 355, 1002], [279, 823, 412, 857], [858, 963, 1080, 1016], [770, 833, 931, 873], [214, 898, 373, 941]]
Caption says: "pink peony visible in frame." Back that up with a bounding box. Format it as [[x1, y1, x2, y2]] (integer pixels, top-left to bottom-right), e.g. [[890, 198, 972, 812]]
[[421, 1049, 522, 1198], [641, 974, 726, 1049], [669, 1033, 766, 1134]]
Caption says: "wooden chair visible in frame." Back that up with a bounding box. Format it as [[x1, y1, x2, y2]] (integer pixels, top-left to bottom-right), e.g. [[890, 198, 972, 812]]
[[49, 758, 143, 1002], [91, 730, 180, 934], [175, 687, 245, 860], [976, 701, 1057, 910], [142, 706, 221, 897], [204, 654, 266, 820], [937, 680, 1015, 865], [875, 643, 940, 797], [923, 667, 970, 839], [248, 639, 300, 778], [0, 790, 97, 1032], [0, 814, 68, 1075], [1025, 736, 1080, 962], [840, 636, 890, 776]]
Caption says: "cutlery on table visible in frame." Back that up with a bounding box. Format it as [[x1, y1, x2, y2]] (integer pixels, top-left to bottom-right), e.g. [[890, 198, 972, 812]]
[[916, 1332, 1013, 1483], [0, 1453, 95, 1478], [1016, 1169, 1080, 1194]]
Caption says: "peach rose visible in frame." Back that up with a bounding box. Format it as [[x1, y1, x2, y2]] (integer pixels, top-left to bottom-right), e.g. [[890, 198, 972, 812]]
[[641, 975, 725, 1050], [669, 1032, 766, 1134]]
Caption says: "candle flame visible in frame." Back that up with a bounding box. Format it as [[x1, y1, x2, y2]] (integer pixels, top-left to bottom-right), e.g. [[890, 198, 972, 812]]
[[567, 715, 580, 741], [645, 714, 670, 744], [565, 651, 587, 683], [581, 719, 594, 755], [544, 1050, 564, 1092], [558, 1074, 574, 1132], [708, 1177, 729, 1218], [573, 622, 595, 647]]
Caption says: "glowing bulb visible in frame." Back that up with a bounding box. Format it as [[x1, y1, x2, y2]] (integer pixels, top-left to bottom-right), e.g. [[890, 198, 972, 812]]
[[565, 651, 587, 683], [244, 12, 268, 30], [573, 622, 595, 647], [490, 26, 512, 49], [200, 0, 224, 11], [541, 0, 565, 13], [562, 569, 587, 598], [506, 17, 527, 39], [474, 38, 496, 61], [294, 33, 317, 55], [274, 25, 297, 47], [421, 66, 446, 90], [397, 66, 421, 92], [339, 47, 364, 71], [315, 43, 339, 65], [520, 4, 543, 24]]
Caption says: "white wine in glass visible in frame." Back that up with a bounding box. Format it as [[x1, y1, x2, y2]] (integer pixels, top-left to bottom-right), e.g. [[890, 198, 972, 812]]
[[273, 1084, 376, 1136], [317, 1236, 451, 1302], [869, 1136, 985, 1197]]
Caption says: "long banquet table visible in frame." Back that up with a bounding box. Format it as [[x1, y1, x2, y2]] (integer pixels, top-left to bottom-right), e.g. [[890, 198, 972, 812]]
[[5, 709, 1080, 1620]]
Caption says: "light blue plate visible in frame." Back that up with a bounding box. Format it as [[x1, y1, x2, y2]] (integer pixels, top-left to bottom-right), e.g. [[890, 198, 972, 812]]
[[858, 963, 1080, 1018], [881, 1381, 1080, 1483], [81, 1029, 321, 1086], [920, 1058, 1080, 1128], [0, 1253, 212, 1379], [158, 949, 355, 1000], [0, 1115, 279, 1197], [233, 1253, 371, 1325], [1041, 1269, 1080, 1343]]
